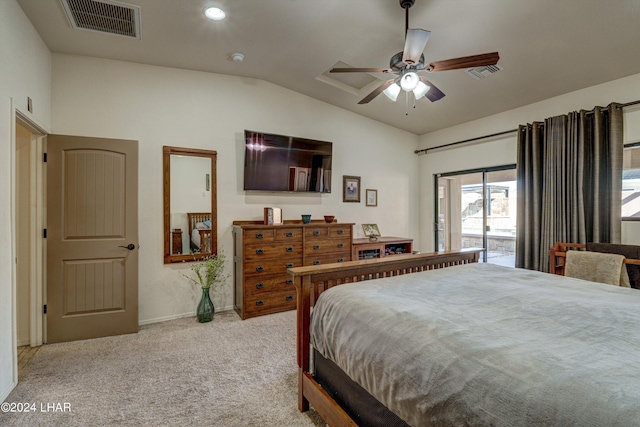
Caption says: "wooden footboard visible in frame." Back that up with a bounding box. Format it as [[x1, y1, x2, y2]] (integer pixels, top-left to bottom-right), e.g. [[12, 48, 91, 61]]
[[287, 248, 482, 426]]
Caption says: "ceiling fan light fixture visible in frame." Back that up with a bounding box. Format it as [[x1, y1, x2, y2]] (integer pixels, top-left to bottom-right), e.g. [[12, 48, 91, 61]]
[[400, 72, 419, 92], [413, 81, 430, 98], [383, 82, 401, 101], [204, 7, 226, 20]]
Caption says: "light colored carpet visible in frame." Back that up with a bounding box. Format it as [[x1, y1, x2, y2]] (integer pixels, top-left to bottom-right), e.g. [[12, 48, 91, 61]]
[[3, 310, 325, 426]]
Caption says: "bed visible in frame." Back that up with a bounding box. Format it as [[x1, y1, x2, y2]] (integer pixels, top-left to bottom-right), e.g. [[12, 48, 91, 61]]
[[187, 212, 212, 254], [288, 247, 640, 426]]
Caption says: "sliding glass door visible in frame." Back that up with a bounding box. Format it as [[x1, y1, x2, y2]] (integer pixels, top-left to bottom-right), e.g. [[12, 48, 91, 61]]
[[435, 165, 517, 266]]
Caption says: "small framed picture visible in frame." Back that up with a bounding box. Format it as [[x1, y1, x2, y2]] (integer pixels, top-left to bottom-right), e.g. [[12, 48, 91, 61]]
[[343, 175, 361, 203], [362, 224, 381, 238], [264, 207, 283, 225], [366, 189, 377, 207]]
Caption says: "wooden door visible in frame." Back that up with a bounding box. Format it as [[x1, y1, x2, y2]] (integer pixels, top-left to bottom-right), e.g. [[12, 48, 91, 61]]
[[46, 135, 138, 343]]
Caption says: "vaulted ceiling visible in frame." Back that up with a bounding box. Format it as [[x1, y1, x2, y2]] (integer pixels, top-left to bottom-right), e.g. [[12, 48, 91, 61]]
[[16, 0, 640, 135]]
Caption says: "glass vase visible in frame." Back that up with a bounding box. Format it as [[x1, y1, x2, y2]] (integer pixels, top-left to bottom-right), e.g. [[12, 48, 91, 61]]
[[197, 287, 214, 323]]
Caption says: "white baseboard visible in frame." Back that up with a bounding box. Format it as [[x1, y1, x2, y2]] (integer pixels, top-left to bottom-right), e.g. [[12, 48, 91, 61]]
[[17, 338, 29, 347], [138, 305, 234, 326], [1, 381, 17, 403]]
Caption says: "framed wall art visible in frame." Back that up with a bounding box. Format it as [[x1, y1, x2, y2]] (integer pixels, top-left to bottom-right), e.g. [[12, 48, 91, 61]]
[[343, 175, 361, 203], [366, 189, 377, 207]]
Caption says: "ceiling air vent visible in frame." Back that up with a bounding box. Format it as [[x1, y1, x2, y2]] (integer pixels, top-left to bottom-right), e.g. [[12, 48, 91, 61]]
[[60, 0, 141, 40], [465, 64, 503, 80]]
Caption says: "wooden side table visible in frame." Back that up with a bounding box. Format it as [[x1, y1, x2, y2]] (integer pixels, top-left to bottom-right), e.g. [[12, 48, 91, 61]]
[[352, 236, 413, 260]]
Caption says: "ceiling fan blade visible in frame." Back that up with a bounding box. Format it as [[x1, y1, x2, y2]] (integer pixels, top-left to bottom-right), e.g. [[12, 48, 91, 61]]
[[419, 76, 445, 102], [402, 29, 430, 64], [358, 79, 395, 104], [426, 52, 499, 72], [330, 67, 391, 73]]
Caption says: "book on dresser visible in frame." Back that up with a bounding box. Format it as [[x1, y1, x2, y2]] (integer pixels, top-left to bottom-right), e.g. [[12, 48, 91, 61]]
[[232, 220, 354, 319]]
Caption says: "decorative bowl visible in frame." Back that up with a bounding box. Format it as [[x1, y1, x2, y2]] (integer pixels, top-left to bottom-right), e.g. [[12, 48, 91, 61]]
[[301, 214, 312, 224], [324, 215, 335, 223]]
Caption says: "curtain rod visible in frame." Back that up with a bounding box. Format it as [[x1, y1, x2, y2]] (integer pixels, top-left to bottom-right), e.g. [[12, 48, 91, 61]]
[[414, 99, 640, 155]]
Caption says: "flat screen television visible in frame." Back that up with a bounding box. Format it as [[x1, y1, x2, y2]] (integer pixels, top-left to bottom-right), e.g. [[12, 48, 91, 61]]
[[243, 130, 332, 193]]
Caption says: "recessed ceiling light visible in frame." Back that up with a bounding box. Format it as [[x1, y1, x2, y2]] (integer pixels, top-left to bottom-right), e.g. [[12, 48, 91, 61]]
[[204, 7, 225, 20]]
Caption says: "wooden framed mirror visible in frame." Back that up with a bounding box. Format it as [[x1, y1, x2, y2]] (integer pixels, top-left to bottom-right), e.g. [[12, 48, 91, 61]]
[[163, 146, 217, 264]]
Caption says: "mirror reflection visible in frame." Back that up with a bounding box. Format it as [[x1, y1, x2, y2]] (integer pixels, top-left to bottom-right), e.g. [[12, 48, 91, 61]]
[[164, 146, 217, 264]]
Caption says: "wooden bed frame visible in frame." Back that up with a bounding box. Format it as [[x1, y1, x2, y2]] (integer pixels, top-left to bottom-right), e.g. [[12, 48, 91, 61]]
[[548, 242, 640, 276], [287, 248, 482, 426], [187, 212, 212, 253]]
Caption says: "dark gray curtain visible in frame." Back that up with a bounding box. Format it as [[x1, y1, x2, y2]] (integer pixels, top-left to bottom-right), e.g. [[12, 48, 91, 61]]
[[515, 103, 623, 272]]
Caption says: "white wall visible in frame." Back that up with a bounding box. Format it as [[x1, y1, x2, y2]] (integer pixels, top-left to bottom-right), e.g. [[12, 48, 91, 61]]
[[0, 0, 51, 403], [51, 54, 420, 324], [418, 73, 640, 252]]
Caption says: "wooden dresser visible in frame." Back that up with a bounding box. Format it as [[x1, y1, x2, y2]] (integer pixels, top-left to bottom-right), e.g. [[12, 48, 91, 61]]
[[232, 220, 354, 319]]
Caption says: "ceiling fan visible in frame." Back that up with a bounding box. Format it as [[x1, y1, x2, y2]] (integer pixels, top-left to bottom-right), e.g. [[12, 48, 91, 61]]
[[330, 0, 499, 108]]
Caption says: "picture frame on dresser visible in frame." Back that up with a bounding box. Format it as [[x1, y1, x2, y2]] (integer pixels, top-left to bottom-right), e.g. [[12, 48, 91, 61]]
[[263, 207, 283, 225], [343, 175, 360, 203], [362, 223, 381, 238]]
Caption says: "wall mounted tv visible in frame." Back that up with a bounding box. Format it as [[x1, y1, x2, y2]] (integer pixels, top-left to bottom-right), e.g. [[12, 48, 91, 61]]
[[243, 130, 332, 193]]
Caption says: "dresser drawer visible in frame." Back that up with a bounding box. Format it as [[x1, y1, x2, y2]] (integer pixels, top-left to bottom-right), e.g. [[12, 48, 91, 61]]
[[304, 252, 350, 266], [275, 227, 303, 241], [245, 290, 297, 314], [305, 238, 350, 255], [305, 227, 328, 239], [244, 274, 295, 296], [243, 229, 275, 244], [244, 257, 303, 277], [328, 226, 351, 238], [244, 242, 302, 261]]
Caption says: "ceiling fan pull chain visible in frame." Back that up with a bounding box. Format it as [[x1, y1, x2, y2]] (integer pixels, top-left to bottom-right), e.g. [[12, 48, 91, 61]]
[[405, 91, 409, 115]]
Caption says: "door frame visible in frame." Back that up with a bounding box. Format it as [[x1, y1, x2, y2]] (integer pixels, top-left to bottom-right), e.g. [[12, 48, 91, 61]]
[[10, 100, 48, 383]]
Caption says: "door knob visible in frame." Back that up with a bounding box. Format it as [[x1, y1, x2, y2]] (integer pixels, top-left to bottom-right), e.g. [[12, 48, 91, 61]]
[[118, 243, 136, 250]]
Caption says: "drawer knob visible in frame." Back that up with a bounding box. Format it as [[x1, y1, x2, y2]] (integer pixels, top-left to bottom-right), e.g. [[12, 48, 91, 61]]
[[256, 248, 265, 255], [313, 260, 321, 265], [313, 245, 321, 250], [256, 233, 264, 239], [286, 263, 294, 268], [256, 283, 265, 289], [256, 266, 264, 272], [286, 232, 294, 237], [338, 258, 345, 262], [337, 229, 344, 235], [256, 300, 264, 306], [286, 247, 294, 252], [338, 243, 344, 248], [313, 231, 320, 236], [286, 279, 293, 285], [286, 295, 294, 301]]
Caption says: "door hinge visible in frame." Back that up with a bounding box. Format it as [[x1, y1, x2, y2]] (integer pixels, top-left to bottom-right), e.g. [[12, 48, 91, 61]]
[[43, 152, 47, 162], [43, 304, 47, 314], [43, 229, 47, 238]]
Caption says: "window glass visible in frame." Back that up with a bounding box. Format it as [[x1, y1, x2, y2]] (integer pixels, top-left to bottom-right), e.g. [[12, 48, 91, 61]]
[[623, 146, 640, 219]]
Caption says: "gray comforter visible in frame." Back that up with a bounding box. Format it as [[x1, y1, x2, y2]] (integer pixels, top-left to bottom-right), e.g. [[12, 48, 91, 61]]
[[310, 263, 640, 427]]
